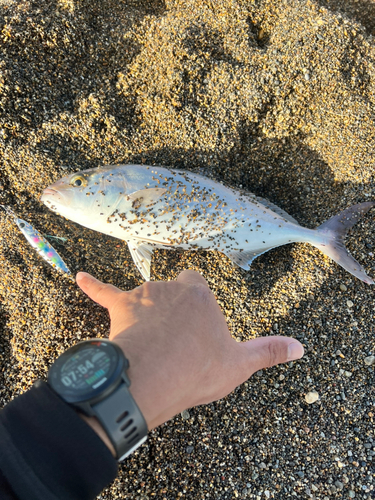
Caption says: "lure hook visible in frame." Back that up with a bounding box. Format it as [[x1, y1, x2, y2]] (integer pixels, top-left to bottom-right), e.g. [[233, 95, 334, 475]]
[[0, 204, 17, 219]]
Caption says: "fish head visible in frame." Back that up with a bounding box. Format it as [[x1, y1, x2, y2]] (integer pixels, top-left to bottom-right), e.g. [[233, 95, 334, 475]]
[[41, 165, 128, 228]]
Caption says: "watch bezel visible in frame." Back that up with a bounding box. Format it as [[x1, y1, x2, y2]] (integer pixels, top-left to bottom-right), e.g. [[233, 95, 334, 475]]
[[48, 340, 128, 406]]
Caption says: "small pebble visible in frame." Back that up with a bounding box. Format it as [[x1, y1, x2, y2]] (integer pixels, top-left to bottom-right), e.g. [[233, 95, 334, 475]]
[[335, 481, 344, 490], [181, 409, 190, 420], [340, 284, 347, 291], [346, 300, 354, 308], [305, 391, 320, 404], [364, 356, 375, 366]]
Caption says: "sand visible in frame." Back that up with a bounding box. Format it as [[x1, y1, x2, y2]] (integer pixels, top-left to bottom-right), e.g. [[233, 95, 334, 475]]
[[0, 0, 374, 498]]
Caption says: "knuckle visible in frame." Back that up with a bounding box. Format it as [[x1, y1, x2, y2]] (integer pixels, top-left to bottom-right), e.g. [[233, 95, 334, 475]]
[[140, 281, 153, 294], [190, 284, 213, 307]]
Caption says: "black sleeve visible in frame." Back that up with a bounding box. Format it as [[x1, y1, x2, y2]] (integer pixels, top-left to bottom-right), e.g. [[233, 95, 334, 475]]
[[0, 469, 16, 500], [0, 381, 118, 500]]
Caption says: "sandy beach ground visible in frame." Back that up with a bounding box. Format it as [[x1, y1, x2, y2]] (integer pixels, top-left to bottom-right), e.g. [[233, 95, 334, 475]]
[[0, 0, 374, 498]]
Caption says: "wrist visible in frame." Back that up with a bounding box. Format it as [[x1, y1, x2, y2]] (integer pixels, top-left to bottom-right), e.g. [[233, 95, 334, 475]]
[[78, 412, 117, 458], [114, 339, 176, 431], [48, 339, 148, 461]]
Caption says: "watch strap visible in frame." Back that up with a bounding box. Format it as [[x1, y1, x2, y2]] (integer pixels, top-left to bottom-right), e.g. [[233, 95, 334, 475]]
[[92, 380, 148, 461]]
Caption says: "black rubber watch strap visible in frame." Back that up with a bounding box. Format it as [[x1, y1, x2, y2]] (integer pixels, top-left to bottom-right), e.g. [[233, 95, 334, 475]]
[[93, 380, 148, 461]]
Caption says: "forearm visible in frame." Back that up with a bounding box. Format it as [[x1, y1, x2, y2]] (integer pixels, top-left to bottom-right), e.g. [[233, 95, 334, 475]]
[[0, 381, 118, 500]]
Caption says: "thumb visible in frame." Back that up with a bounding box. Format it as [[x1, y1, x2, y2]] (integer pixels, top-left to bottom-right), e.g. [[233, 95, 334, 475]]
[[76, 272, 122, 309], [240, 336, 304, 375]]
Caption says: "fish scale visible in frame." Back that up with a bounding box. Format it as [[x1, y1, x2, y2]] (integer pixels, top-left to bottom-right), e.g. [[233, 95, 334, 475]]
[[41, 164, 374, 284]]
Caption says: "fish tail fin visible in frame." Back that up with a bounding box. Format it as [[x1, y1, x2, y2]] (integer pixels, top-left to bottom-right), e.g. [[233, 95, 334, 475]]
[[313, 202, 375, 284]]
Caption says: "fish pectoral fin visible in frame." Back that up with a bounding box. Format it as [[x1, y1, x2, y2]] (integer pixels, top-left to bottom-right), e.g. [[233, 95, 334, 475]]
[[127, 188, 167, 208], [224, 246, 278, 270], [127, 241, 154, 281]]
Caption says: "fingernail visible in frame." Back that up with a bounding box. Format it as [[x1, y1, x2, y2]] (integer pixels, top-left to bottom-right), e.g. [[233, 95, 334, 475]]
[[76, 272, 93, 285], [287, 342, 304, 361]]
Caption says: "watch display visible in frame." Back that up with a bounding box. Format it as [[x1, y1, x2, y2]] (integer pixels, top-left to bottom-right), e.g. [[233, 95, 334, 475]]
[[48, 340, 126, 404], [61, 347, 110, 390]]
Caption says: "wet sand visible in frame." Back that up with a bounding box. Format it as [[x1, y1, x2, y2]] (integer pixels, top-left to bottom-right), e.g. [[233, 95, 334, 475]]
[[0, 1, 374, 498]]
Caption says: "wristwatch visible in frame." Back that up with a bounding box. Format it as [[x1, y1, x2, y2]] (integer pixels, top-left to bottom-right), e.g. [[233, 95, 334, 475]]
[[47, 339, 148, 461]]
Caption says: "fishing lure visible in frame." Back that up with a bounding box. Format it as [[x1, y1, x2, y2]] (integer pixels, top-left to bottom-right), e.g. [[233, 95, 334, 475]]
[[0, 205, 72, 276]]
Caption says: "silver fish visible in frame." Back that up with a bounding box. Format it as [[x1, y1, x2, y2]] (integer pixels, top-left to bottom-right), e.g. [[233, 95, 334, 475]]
[[1, 205, 71, 275], [41, 164, 374, 283]]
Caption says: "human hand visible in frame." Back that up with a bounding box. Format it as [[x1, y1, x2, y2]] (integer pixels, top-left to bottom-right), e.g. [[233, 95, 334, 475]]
[[76, 270, 304, 431]]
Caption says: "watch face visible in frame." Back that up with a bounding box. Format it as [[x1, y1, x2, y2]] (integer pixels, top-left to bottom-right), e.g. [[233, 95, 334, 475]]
[[48, 340, 125, 403]]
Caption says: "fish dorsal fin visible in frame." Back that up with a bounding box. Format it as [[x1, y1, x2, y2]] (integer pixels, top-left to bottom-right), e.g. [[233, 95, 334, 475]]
[[245, 194, 300, 225], [224, 245, 279, 271], [127, 240, 154, 281], [127, 188, 167, 208]]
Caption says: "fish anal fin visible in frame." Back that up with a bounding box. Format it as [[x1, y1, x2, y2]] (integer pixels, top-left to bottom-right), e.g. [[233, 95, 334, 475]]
[[224, 246, 278, 270], [127, 188, 167, 208], [127, 241, 154, 281]]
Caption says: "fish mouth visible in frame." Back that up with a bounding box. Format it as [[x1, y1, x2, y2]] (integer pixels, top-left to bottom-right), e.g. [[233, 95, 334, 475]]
[[41, 188, 58, 199], [40, 187, 66, 208]]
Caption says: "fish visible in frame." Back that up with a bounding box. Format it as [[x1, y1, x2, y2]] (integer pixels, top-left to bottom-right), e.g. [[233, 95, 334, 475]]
[[40, 164, 374, 284], [0, 205, 72, 276]]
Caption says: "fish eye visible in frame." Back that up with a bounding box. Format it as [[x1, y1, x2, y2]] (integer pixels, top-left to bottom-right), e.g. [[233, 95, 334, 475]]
[[19, 222, 25, 228], [70, 175, 87, 188]]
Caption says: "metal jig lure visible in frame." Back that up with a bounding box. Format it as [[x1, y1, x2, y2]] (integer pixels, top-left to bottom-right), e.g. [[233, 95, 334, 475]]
[[0, 205, 72, 276]]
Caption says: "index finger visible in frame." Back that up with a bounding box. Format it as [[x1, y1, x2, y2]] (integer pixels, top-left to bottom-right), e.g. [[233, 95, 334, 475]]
[[76, 272, 123, 309]]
